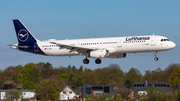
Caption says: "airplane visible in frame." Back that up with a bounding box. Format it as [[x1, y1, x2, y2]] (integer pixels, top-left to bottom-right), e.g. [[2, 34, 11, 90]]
[[6, 19, 176, 64]]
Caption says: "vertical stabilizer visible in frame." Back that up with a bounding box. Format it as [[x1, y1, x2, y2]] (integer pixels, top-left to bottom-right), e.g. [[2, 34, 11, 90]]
[[13, 19, 37, 44]]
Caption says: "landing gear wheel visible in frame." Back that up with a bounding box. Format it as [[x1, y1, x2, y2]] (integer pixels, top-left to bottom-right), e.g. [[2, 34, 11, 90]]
[[154, 57, 159, 61], [83, 58, 89, 64], [95, 58, 101, 64]]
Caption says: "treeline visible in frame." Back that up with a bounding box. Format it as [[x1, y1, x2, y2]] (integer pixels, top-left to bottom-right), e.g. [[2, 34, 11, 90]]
[[0, 62, 180, 100]]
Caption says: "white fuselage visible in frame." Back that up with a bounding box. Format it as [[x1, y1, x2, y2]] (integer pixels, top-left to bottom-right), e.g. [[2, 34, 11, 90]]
[[36, 35, 175, 57]]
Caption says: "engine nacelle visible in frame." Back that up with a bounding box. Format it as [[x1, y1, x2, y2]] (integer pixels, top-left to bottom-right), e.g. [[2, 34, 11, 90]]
[[89, 50, 109, 58], [108, 53, 126, 58]]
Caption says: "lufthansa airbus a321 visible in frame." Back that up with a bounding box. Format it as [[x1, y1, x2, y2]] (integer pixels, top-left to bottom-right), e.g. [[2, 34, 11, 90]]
[[7, 19, 176, 64]]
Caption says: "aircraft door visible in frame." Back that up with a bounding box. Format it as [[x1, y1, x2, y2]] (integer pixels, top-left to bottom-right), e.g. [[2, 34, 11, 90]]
[[151, 36, 156, 46], [76, 41, 81, 46], [117, 39, 122, 47]]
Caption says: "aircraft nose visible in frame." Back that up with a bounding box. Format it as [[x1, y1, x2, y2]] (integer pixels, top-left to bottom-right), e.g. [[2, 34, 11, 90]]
[[170, 42, 176, 49]]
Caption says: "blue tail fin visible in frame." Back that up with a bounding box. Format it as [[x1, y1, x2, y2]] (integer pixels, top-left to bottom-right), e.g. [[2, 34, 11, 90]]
[[13, 19, 37, 44]]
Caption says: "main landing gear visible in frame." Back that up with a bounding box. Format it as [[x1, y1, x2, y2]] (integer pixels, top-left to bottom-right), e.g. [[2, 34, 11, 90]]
[[83, 58, 102, 64], [154, 52, 159, 61], [95, 58, 101, 64], [83, 58, 89, 64]]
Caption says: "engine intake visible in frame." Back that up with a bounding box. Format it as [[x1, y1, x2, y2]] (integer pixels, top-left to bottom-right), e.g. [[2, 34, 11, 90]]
[[89, 50, 109, 58]]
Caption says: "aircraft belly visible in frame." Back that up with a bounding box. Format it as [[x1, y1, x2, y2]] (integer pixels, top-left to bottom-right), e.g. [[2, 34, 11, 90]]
[[118, 43, 160, 53], [42, 48, 78, 56]]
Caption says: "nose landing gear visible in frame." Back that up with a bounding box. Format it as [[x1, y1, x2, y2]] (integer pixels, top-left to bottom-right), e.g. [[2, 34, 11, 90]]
[[154, 52, 159, 61]]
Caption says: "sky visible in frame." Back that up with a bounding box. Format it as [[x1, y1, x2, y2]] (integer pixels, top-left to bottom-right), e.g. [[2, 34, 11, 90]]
[[0, 0, 180, 74]]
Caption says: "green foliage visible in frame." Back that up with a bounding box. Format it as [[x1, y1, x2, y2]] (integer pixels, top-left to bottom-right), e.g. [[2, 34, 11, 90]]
[[58, 73, 69, 79], [37, 79, 60, 100], [92, 64, 124, 86], [147, 85, 178, 101], [125, 68, 142, 87], [21, 99, 30, 101], [41, 62, 53, 79], [23, 80, 36, 90], [15, 65, 23, 73], [3, 66, 19, 83], [85, 93, 112, 101], [78, 65, 83, 73], [167, 65, 180, 91], [18, 63, 36, 85], [57, 71, 82, 89], [57, 71, 78, 79], [36, 79, 48, 92], [72, 77, 84, 89], [107, 81, 118, 87], [142, 64, 179, 82], [125, 79, 131, 89], [4, 89, 23, 100], [1, 62, 180, 100]]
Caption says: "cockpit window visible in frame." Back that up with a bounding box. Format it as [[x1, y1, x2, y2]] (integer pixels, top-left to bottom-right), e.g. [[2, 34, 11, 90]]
[[161, 39, 170, 41]]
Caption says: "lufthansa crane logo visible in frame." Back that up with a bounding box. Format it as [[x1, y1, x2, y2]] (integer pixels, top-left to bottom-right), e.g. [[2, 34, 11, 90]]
[[18, 29, 29, 42]]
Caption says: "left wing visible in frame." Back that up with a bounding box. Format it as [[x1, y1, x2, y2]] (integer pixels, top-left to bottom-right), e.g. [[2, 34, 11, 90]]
[[49, 42, 101, 53]]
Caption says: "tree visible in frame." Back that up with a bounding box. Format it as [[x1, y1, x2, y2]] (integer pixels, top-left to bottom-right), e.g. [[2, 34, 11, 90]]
[[107, 64, 125, 84], [78, 65, 83, 74], [4, 89, 23, 101], [142, 68, 163, 82], [3, 66, 19, 83], [41, 62, 53, 79], [72, 77, 84, 89], [107, 81, 118, 87], [68, 73, 76, 87], [23, 80, 36, 90], [116, 86, 130, 100], [125, 79, 131, 89], [29, 65, 40, 83], [67, 65, 72, 71], [167, 65, 180, 91], [148, 85, 177, 101], [72, 65, 77, 74], [57, 71, 82, 89], [18, 63, 36, 85], [161, 63, 179, 82], [125, 68, 142, 87], [84, 67, 92, 72], [81, 71, 100, 85], [37, 79, 60, 100], [38, 85, 53, 100]]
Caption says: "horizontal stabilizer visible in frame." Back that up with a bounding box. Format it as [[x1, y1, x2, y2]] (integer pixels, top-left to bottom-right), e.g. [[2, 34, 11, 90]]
[[5, 44, 28, 48]]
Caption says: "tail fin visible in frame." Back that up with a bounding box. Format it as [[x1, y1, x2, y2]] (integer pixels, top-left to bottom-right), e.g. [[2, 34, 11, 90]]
[[13, 19, 37, 44]]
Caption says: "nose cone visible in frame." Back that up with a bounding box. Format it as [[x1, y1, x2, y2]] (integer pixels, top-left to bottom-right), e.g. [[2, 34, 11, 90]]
[[170, 41, 176, 49]]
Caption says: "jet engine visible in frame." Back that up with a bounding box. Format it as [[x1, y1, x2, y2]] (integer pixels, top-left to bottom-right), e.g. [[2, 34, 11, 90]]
[[108, 53, 126, 58], [89, 50, 109, 58]]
